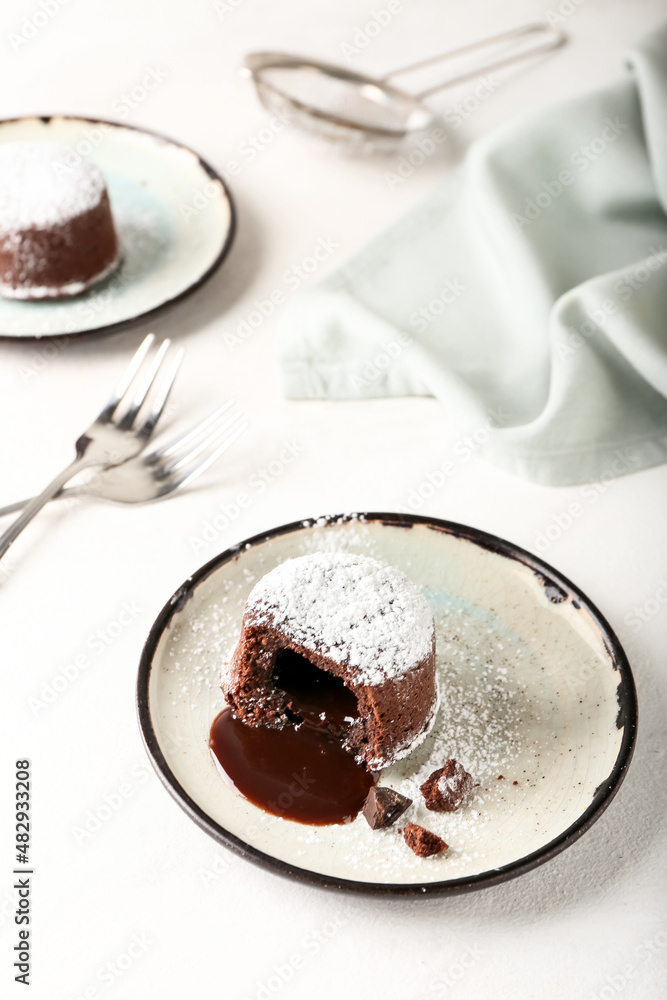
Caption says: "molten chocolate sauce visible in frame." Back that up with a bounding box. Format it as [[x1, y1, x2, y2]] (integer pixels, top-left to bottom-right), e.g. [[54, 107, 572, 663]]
[[210, 710, 375, 824], [210, 650, 375, 825], [273, 648, 358, 731]]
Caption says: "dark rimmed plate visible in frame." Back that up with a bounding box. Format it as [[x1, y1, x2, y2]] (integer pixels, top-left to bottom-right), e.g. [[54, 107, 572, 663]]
[[137, 513, 636, 895], [0, 115, 235, 339]]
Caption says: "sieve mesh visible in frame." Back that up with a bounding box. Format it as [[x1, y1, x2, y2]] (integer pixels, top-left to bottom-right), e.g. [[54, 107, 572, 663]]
[[254, 65, 433, 145]]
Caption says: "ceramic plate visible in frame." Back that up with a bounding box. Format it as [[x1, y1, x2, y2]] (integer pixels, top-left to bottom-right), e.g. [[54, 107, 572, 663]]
[[0, 116, 235, 338], [137, 513, 636, 895]]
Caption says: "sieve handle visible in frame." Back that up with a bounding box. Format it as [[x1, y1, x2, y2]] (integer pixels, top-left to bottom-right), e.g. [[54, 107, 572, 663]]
[[383, 23, 566, 99]]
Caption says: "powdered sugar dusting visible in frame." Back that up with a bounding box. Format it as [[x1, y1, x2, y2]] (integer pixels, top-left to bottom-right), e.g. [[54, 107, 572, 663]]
[[0, 141, 106, 233], [437, 762, 472, 802], [245, 552, 434, 687]]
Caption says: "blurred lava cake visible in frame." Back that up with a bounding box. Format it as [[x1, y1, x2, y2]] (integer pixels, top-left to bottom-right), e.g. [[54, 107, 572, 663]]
[[221, 551, 438, 769], [0, 141, 120, 300]]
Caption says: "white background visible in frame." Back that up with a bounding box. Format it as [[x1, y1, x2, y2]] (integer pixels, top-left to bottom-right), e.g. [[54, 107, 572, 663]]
[[1, 1, 666, 998]]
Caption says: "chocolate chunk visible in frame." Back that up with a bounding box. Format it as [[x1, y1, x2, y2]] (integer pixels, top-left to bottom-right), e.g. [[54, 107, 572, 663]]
[[420, 759, 473, 812], [403, 822, 448, 857], [362, 786, 412, 830]]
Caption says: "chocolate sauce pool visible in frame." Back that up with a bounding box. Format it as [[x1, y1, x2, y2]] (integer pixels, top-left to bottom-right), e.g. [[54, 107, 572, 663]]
[[210, 651, 375, 825]]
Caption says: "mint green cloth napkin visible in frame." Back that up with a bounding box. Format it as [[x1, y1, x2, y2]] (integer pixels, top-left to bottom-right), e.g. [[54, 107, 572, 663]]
[[278, 24, 667, 486]]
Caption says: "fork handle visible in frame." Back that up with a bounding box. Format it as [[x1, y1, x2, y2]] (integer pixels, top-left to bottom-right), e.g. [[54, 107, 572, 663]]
[[0, 455, 98, 561], [0, 489, 76, 518]]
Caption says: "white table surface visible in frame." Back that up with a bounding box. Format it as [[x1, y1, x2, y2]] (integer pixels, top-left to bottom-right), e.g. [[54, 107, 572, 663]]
[[2, 1, 667, 997]]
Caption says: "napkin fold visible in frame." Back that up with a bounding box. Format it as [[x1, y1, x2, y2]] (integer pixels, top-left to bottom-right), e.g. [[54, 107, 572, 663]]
[[277, 22, 667, 486]]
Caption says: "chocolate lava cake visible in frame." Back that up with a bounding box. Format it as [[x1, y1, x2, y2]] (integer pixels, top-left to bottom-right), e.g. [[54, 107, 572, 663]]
[[221, 552, 438, 769], [0, 141, 120, 300]]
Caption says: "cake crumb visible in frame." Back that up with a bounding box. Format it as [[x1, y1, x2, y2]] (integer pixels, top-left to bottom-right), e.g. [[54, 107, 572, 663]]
[[421, 760, 473, 812], [403, 822, 448, 858]]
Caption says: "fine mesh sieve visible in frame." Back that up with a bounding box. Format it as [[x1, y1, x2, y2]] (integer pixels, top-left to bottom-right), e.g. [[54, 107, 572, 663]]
[[242, 23, 566, 148]]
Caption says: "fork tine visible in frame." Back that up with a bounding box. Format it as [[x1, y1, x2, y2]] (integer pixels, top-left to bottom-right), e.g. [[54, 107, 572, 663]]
[[159, 410, 245, 476], [136, 347, 185, 441], [99, 334, 155, 422], [166, 421, 249, 491], [146, 400, 235, 463], [117, 338, 171, 431]]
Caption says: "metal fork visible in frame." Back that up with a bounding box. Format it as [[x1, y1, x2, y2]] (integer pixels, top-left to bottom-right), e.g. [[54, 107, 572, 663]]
[[0, 333, 183, 561], [0, 403, 248, 513]]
